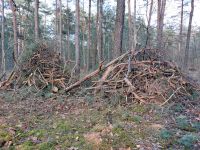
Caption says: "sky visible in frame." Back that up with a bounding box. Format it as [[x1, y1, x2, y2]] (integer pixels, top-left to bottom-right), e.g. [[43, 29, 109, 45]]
[[2, 0, 199, 27], [41, 0, 200, 27]]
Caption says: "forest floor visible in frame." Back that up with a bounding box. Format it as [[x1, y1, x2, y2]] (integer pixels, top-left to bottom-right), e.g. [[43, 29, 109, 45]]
[[0, 90, 200, 150]]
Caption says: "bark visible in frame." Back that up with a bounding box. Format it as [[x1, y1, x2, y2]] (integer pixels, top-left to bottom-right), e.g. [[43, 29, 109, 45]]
[[87, 0, 91, 70], [82, 0, 86, 68], [1, 0, 5, 73], [113, 0, 125, 58], [178, 0, 184, 64], [97, 0, 103, 63], [59, 0, 62, 56], [128, 0, 132, 50], [34, 0, 39, 41], [44, 0, 46, 35], [145, 0, 153, 48], [133, 0, 137, 49], [18, 25, 22, 55], [9, 0, 18, 59], [184, 0, 194, 68], [93, 0, 99, 68], [157, 0, 166, 50], [66, 0, 70, 60], [179, 0, 183, 49], [128, 0, 135, 50], [75, 0, 80, 75], [55, 0, 58, 48]]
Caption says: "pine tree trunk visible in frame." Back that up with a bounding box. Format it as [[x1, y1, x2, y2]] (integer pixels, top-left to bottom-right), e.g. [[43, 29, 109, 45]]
[[34, 0, 39, 41], [97, 0, 103, 63], [87, 0, 91, 71], [1, 0, 5, 74], [145, 0, 153, 48], [75, 0, 80, 75], [184, 0, 194, 68], [128, 0, 132, 51], [82, 0, 86, 69], [133, 0, 137, 50], [44, 0, 47, 35], [66, 0, 70, 61], [9, 0, 18, 59], [157, 0, 166, 50], [59, 0, 62, 56], [92, 0, 99, 68], [55, 0, 58, 49], [113, 0, 125, 58], [179, 0, 184, 65]]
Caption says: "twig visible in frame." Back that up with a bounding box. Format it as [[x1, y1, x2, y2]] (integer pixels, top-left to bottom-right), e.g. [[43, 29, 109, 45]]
[[124, 77, 146, 103], [160, 87, 182, 106]]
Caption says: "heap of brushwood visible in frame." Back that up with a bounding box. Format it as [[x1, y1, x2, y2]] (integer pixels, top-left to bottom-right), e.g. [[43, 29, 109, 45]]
[[65, 49, 199, 105], [0, 44, 70, 91], [0, 47, 199, 104]]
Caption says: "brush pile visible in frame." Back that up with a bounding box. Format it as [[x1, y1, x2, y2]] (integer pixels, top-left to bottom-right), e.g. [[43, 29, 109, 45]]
[[0, 47, 198, 104], [66, 49, 199, 105], [0, 44, 70, 91]]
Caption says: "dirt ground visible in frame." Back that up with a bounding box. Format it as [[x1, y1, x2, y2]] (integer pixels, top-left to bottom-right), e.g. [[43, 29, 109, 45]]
[[0, 90, 200, 150]]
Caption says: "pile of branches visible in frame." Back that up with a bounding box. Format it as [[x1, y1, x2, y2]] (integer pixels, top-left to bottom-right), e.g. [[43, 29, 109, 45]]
[[0, 46, 198, 105], [0, 44, 70, 91], [66, 49, 199, 105]]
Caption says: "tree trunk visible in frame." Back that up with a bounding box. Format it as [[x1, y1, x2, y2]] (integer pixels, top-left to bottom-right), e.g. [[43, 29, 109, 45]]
[[87, 0, 91, 71], [92, 0, 99, 68], [128, 0, 133, 51], [34, 0, 39, 41], [113, 0, 125, 58], [66, 0, 70, 61], [59, 0, 62, 56], [145, 0, 153, 48], [55, 0, 58, 48], [157, 0, 166, 50], [133, 0, 137, 50], [179, 0, 184, 65], [97, 0, 103, 63], [75, 0, 80, 75], [179, 0, 183, 49], [184, 0, 194, 68], [44, 0, 47, 35], [9, 0, 18, 59], [18, 25, 22, 56], [1, 0, 5, 74], [82, 0, 86, 69]]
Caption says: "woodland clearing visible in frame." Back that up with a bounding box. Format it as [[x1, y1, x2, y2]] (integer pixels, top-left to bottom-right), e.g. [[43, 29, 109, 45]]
[[0, 45, 200, 149]]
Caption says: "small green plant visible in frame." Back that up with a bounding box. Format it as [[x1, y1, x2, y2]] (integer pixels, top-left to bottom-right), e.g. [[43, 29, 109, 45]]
[[38, 142, 56, 150], [176, 115, 190, 130], [173, 104, 184, 112], [160, 129, 173, 139], [132, 105, 147, 113], [17, 141, 35, 150], [178, 134, 198, 148], [112, 126, 136, 148], [28, 129, 46, 139], [191, 91, 199, 100], [192, 122, 200, 131], [0, 128, 12, 141], [121, 111, 130, 120], [132, 115, 142, 124], [55, 121, 71, 133]]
